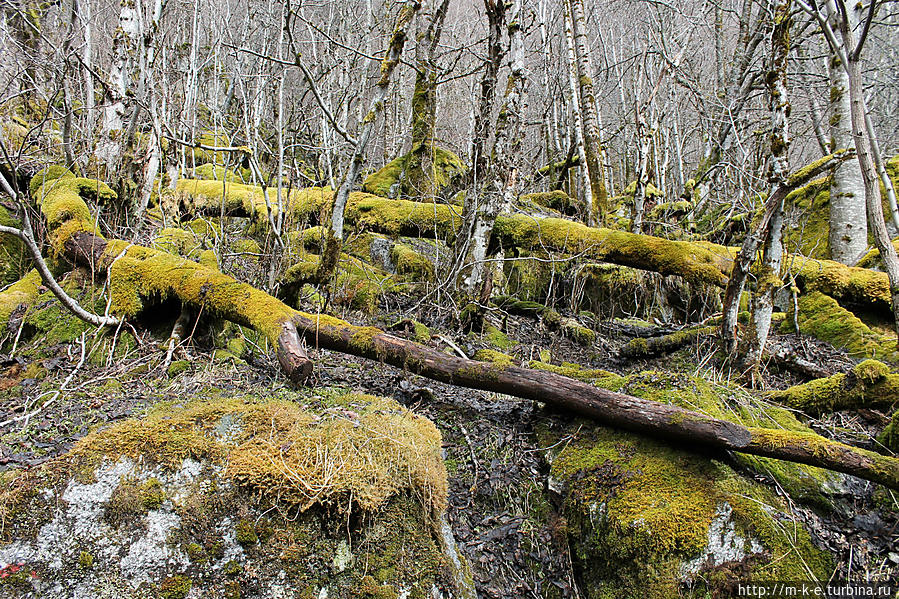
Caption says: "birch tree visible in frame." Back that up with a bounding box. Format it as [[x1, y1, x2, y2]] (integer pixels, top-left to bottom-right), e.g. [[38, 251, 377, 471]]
[[824, 2, 867, 264]]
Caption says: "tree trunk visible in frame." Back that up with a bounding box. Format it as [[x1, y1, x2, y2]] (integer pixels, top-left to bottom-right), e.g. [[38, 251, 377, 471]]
[[567, 0, 608, 225], [97, 0, 140, 176], [741, 0, 792, 377], [404, 0, 450, 200], [837, 5, 899, 337], [562, 0, 590, 223], [322, 1, 420, 277], [720, 150, 855, 353], [456, 0, 526, 297], [826, 3, 867, 264]]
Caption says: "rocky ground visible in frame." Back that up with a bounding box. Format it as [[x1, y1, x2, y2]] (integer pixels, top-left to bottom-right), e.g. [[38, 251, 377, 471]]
[[1, 291, 897, 597]]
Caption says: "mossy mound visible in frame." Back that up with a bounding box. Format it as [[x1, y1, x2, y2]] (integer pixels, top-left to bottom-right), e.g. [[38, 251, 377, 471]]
[[0, 205, 26, 285], [878, 409, 899, 453], [780, 291, 898, 362], [363, 143, 466, 199], [192, 163, 243, 184], [280, 252, 405, 313], [28, 165, 76, 198], [0, 269, 40, 338], [783, 177, 831, 259], [518, 190, 581, 216], [0, 393, 472, 598], [539, 371, 836, 598]]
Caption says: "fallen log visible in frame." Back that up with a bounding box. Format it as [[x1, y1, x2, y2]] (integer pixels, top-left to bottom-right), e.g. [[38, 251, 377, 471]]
[[175, 179, 896, 317], [618, 325, 716, 358], [293, 311, 899, 489], [34, 174, 313, 383], [31, 171, 899, 490], [769, 359, 899, 416]]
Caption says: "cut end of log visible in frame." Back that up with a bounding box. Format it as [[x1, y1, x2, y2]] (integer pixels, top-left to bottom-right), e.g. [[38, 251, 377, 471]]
[[276, 322, 314, 384]]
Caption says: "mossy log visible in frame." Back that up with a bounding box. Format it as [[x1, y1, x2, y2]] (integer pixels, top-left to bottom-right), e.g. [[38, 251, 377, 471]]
[[34, 174, 313, 382], [291, 311, 899, 489], [769, 360, 899, 416], [174, 180, 899, 317], [619, 325, 716, 358], [40, 172, 899, 488]]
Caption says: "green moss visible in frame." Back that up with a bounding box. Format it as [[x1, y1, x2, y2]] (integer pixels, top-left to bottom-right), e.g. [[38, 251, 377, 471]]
[[483, 325, 514, 350], [877, 409, 899, 452], [620, 326, 715, 358], [390, 243, 434, 281], [77, 550, 94, 569], [193, 163, 242, 183], [28, 165, 75, 197], [0, 205, 26, 285], [529, 361, 624, 388], [519, 190, 581, 216], [561, 318, 596, 346], [780, 291, 898, 362], [141, 478, 166, 509], [473, 348, 514, 366], [363, 143, 466, 198], [153, 227, 203, 259], [167, 360, 191, 377], [235, 518, 258, 545], [0, 269, 41, 337], [770, 359, 899, 415], [157, 574, 192, 599], [542, 371, 835, 597]]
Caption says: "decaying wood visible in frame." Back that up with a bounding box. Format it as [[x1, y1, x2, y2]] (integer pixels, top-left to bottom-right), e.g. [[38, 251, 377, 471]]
[[618, 325, 715, 359]]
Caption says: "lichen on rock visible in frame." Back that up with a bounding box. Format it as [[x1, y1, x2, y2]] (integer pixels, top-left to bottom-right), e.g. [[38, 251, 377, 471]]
[[539, 370, 836, 597], [0, 392, 473, 598]]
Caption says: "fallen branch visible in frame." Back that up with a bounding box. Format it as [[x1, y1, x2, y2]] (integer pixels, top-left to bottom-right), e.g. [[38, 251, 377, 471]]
[[619, 325, 716, 358]]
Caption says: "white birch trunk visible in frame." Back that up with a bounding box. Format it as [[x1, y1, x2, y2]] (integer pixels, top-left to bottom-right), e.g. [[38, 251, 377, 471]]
[[96, 0, 140, 172], [825, 1, 867, 264]]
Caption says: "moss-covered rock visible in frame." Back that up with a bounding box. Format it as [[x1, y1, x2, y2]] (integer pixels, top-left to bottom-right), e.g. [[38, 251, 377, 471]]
[[0, 269, 41, 338], [0, 393, 474, 598], [539, 371, 836, 598], [518, 190, 581, 216], [878, 409, 899, 453], [363, 143, 466, 199]]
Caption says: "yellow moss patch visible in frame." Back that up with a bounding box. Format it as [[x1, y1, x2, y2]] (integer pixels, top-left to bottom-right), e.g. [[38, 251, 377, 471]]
[[0, 269, 41, 336], [780, 291, 898, 361], [70, 394, 447, 515], [34, 177, 115, 251]]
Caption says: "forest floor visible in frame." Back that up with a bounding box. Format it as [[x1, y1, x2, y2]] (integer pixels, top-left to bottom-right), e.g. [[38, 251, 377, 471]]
[[1, 301, 897, 596]]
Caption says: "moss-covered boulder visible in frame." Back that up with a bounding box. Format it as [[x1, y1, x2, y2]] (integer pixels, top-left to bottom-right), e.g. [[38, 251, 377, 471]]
[[0, 393, 475, 599], [878, 409, 899, 453], [538, 371, 837, 598], [0, 205, 26, 285], [363, 143, 466, 199]]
